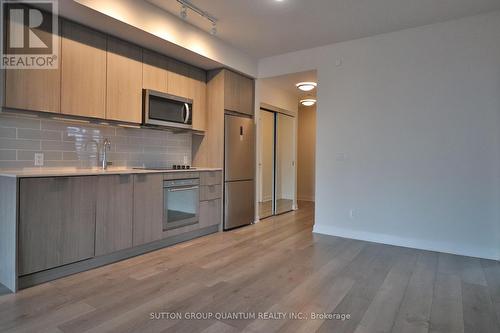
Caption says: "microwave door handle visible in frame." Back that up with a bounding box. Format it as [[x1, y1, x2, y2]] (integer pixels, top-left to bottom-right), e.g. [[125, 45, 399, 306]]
[[184, 103, 190, 124]]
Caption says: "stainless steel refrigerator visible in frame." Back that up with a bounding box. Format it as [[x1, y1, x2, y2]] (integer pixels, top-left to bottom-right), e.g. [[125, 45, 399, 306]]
[[224, 113, 255, 230]]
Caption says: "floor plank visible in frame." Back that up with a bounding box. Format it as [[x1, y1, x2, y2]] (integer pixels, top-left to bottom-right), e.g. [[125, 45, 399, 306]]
[[0, 201, 499, 333]]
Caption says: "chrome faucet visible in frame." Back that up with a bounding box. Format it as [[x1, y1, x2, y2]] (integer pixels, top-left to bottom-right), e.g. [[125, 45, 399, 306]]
[[101, 138, 111, 170]]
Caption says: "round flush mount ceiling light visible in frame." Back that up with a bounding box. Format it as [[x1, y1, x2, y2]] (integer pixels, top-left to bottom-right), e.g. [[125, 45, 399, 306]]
[[300, 98, 316, 107], [296, 82, 317, 92]]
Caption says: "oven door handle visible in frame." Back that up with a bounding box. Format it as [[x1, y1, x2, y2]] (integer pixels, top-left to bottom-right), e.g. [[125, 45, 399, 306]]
[[166, 185, 199, 192]]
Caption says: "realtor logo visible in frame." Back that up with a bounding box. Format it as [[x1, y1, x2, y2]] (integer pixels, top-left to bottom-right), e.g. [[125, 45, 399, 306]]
[[1, 0, 58, 69]]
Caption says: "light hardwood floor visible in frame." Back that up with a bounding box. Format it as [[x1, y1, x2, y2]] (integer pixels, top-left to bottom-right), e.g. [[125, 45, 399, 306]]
[[1, 201, 500, 333]]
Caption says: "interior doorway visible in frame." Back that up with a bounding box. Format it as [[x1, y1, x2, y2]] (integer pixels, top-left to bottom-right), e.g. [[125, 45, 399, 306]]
[[258, 108, 296, 219], [256, 70, 317, 220]]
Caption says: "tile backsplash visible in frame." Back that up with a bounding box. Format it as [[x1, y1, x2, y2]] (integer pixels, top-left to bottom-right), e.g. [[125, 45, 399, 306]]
[[0, 112, 192, 169]]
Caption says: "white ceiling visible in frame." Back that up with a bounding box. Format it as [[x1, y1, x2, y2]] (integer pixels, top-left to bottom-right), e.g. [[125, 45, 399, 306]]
[[147, 0, 500, 58], [262, 70, 317, 98]]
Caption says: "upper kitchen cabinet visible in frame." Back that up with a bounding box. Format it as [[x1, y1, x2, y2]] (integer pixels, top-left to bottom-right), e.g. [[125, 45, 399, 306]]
[[167, 58, 191, 98], [106, 37, 143, 123], [142, 49, 169, 93], [191, 67, 207, 131], [4, 22, 61, 113], [61, 20, 107, 119], [167, 58, 207, 131], [224, 70, 254, 116]]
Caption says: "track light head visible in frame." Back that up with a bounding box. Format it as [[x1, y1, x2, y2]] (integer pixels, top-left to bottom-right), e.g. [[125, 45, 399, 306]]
[[180, 5, 187, 20]]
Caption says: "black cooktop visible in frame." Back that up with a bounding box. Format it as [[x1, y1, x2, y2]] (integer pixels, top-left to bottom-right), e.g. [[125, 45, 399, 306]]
[[133, 165, 195, 171]]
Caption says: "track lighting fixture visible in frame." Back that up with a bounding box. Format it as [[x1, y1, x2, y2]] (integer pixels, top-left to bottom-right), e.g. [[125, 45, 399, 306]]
[[176, 0, 218, 36], [180, 5, 187, 20]]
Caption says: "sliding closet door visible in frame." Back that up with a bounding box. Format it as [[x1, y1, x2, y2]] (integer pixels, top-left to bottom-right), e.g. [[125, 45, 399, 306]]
[[275, 113, 295, 215], [259, 110, 275, 219]]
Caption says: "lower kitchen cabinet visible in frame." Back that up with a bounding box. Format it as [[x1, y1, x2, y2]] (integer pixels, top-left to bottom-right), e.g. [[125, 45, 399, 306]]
[[133, 174, 164, 246], [9, 170, 223, 291], [199, 199, 222, 228], [19, 177, 97, 275], [95, 175, 134, 256], [199, 171, 223, 229]]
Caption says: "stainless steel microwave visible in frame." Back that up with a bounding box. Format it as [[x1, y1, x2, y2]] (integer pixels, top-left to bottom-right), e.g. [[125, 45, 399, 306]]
[[143, 89, 193, 129]]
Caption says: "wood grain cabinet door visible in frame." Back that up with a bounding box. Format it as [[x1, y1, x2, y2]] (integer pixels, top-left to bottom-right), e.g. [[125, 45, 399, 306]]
[[95, 175, 134, 256], [191, 68, 207, 131], [223, 70, 254, 115], [19, 177, 97, 275], [238, 75, 255, 116], [61, 20, 107, 119], [167, 58, 196, 100], [142, 49, 169, 93], [133, 174, 164, 246], [5, 20, 61, 113], [106, 37, 143, 123], [199, 199, 222, 228], [223, 69, 241, 112]]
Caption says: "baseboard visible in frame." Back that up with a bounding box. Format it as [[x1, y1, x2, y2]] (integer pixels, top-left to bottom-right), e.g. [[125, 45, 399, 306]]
[[313, 224, 499, 261], [297, 196, 315, 202]]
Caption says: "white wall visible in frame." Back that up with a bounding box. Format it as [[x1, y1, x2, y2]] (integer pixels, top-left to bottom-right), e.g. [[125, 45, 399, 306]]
[[259, 11, 500, 260], [297, 104, 316, 202]]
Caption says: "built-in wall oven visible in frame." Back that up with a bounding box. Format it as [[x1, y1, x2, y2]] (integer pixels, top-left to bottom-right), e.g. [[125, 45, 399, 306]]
[[163, 178, 200, 231], [143, 89, 193, 129]]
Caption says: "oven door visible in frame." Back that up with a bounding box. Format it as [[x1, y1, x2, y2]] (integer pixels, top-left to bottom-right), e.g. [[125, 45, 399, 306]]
[[163, 183, 199, 231], [144, 90, 193, 129]]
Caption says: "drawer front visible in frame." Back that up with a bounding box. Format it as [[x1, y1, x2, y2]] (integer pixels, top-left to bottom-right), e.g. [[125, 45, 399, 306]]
[[200, 171, 222, 185], [164, 172, 199, 180], [200, 185, 222, 201], [199, 199, 222, 228]]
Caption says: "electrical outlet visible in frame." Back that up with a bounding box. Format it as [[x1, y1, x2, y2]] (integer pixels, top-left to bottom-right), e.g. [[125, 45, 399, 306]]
[[349, 209, 355, 219], [34, 153, 44, 166]]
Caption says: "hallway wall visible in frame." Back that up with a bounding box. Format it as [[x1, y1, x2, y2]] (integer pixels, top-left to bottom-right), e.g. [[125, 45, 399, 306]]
[[297, 104, 316, 202]]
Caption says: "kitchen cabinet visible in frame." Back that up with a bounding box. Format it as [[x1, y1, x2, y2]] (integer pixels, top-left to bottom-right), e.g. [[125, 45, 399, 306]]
[[61, 20, 107, 119], [133, 174, 164, 246], [18, 177, 97, 275], [4, 22, 61, 113], [200, 171, 223, 185], [192, 70, 254, 168], [167, 59, 207, 131], [200, 185, 222, 201], [199, 171, 222, 229], [223, 70, 254, 116], [5, 67, 61, 114], [167, 58, 191, 98], [95, 175, 134, 256], [238, 73, 255, 116], [191, 67, 207, 131], [106, 37, 143, 123], [142, 49, 169, 93], [199, 199, 221, 228]]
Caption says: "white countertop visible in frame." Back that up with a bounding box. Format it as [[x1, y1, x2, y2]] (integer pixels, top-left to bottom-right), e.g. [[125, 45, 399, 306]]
[[0, 167, 222, 178]]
